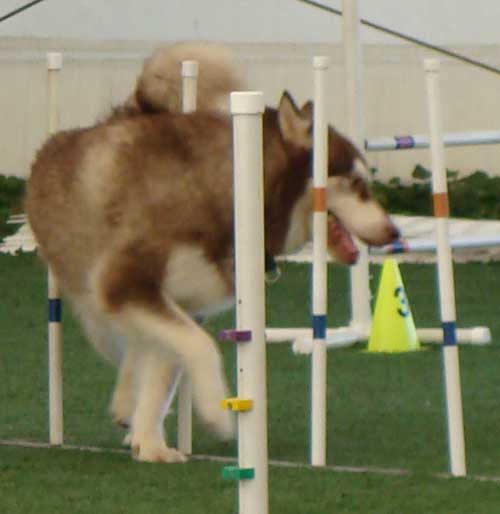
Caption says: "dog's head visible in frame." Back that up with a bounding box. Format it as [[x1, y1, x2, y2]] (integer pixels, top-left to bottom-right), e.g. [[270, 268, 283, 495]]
[[277, 91, 399, 264]]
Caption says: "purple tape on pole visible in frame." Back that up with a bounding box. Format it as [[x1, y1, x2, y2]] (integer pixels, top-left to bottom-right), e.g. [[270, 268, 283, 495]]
[[219, 329, 252, 343], [395, 136, 416, 149]]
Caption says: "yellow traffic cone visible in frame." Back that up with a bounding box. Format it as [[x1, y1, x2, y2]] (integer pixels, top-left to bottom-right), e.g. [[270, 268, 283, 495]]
[[367, 258, 420, 353]]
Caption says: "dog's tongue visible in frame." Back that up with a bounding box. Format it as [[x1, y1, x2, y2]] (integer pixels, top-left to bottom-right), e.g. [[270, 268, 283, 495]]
[[327, 217, 359, 265]]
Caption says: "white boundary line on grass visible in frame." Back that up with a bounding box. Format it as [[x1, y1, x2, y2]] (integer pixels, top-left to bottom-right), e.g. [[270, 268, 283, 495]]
[[1, 439, 500, 484]]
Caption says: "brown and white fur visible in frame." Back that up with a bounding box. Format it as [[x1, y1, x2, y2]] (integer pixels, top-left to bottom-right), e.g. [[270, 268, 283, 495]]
[[118, 42, 243, 116], [115, 43, 362, 264], [26, 49, 398, 464]]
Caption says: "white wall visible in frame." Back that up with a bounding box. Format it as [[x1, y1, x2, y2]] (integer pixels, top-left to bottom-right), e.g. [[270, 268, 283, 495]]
[[1, 0, 500, 45], [1, 1, 500, 180], [1, 40, 499, 181]]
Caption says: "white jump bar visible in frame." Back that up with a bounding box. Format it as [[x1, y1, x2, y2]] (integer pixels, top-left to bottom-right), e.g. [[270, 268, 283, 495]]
[[372, 236, 500, 255], [366, 130, 500, 152]]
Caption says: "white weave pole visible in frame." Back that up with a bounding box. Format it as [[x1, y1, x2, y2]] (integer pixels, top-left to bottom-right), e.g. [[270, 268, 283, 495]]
[[46, 52, 63, 446], [424, 58, 466, 477], [176, 60, 199, 456], [231, 91, 268, 514], [310, 56, 329, 467], [342, 0, 371, 334], [181, 60, 198, 113]]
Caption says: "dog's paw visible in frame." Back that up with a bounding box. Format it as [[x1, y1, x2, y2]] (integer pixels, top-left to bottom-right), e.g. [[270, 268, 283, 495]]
[[131, 441, 187, 463]]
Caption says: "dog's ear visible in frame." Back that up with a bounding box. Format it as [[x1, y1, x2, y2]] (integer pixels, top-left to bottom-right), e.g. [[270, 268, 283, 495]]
[[278, 91, 312, 149], [300, 100, 313, 120], [123, 93, 140, 112]]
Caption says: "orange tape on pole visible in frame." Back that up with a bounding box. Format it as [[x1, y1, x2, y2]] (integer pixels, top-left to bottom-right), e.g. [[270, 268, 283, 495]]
[[313, 187, 327, 212], [433, 192, 450, 217]]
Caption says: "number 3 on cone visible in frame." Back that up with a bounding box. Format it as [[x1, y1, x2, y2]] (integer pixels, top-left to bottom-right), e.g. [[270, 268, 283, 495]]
[[394, 286, 410, 318]]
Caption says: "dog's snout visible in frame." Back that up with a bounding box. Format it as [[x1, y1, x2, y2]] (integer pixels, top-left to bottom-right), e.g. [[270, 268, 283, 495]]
[[363, 220, 400, 247], [378, 222, 400, 245]]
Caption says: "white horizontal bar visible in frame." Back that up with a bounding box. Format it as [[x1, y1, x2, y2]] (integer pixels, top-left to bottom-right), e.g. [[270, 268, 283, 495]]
[[417, 327, 490, 345], [372, 236, 500, 255], [266, 327, 361, 350], [365, 130, 500, 152], [265, 325, 490, 351]]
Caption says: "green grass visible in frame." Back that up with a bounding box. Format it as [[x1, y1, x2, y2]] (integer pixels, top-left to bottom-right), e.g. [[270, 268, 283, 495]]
[[1, 253, 500, 512], [2, 446, 500, 514], [4, 446, 500, 514]]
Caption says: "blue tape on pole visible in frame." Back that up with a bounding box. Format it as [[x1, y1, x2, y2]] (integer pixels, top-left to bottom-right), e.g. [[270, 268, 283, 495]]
[[312, 315, 327, 339], [48, 298, 62, 323], [395, 135, 416, 149], [442, 321, 457, 346], [390, 241, 406, 254]]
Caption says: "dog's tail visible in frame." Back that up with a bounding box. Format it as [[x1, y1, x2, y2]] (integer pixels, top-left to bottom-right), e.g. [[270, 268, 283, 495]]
[[124, 42, 244, 115]]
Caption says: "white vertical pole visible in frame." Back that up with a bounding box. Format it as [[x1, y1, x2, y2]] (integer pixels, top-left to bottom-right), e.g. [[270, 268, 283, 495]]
[[176, 60, 199, 456], [181, 60, 198, 113], [46, 52, 63, 446], [231, 91, 268, 514], [310, 56, 329, 467], [342, 0, 371, 334], [424, 58, 466, 477]]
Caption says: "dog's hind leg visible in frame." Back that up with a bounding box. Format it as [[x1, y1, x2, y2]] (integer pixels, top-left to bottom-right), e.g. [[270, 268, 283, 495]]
[[77, 303, 186, 461], [127, 349, 186, 463], [120, 300, 234, 441], [101, 306, 234, 445], [97, 248, 235, 449], [110, 343, 140, 430], [72, 299, 137, 430], [113, 344, 183, 451]]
